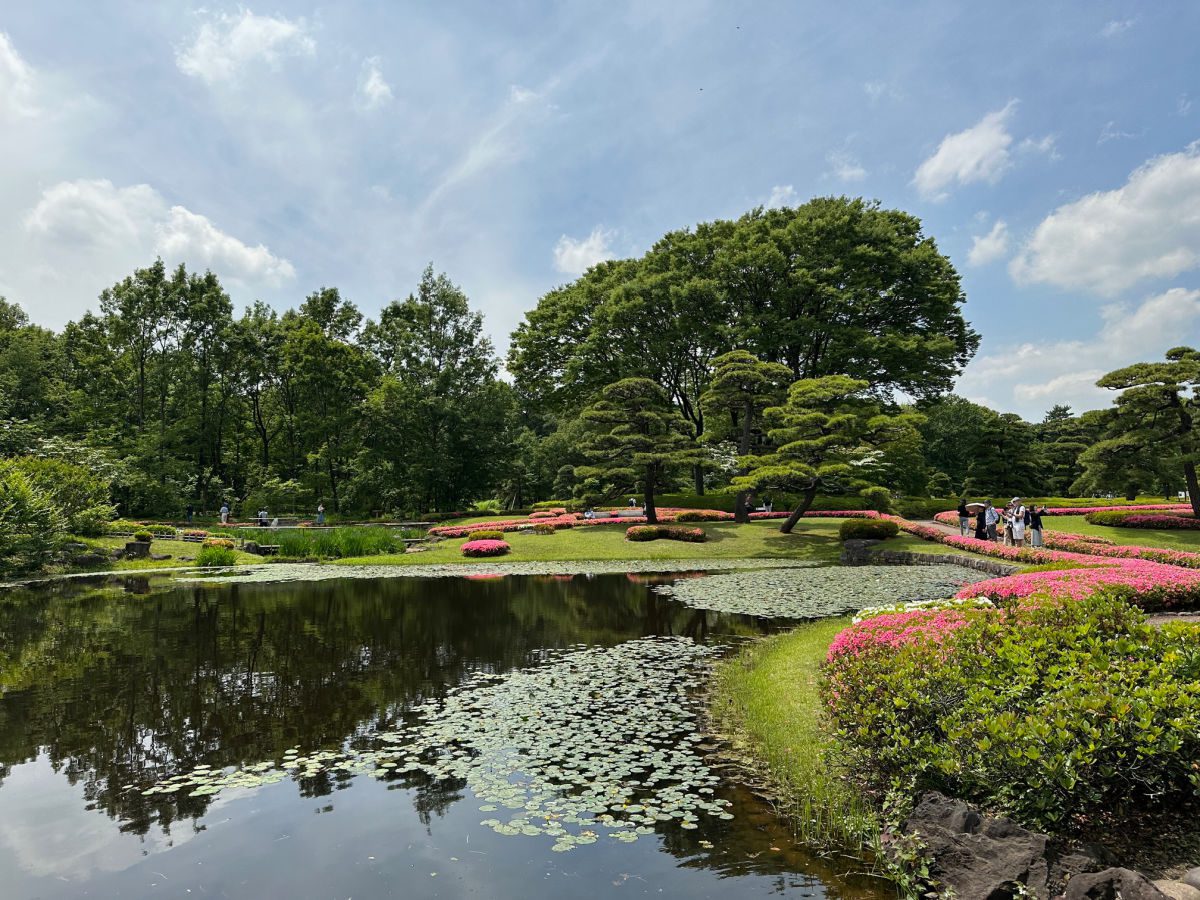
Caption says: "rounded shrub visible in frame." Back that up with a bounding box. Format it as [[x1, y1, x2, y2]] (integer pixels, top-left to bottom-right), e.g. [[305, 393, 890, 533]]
[[195, 545, 239, 567], [823, 591, 1200, 830], [533, 522, 556, 535], [145, 524, 177, 537], [201, 537, 236, 550], [461, 539, 511, 558], [132, 530, 155, 543], [625, 525, 706, 543], [837, 519, 900, 541], [467, 529, 505, 541]]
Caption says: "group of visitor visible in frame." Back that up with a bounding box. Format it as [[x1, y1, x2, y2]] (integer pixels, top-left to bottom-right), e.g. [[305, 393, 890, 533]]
[[956, 497, 1045, 548]]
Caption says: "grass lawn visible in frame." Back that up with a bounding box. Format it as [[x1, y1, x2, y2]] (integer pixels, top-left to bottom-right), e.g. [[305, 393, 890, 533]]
[[79, 535, 261, 570], [880, 533, 998, 561], [1050, 515, 1200, 551], [711, 618, 878, 849], [337, 519, 844, 566]]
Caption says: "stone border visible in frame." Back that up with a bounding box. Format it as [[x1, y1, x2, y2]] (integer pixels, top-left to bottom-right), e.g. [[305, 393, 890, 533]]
[[841, 540, 1019, 577]]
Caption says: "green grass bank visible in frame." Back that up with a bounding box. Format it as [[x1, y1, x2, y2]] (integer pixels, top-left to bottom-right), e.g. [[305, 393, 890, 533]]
[[710, 618, 879, 850]]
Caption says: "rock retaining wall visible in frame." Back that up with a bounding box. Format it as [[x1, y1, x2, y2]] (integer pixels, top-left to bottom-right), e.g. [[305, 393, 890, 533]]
[[841, 539, 1018, 577]]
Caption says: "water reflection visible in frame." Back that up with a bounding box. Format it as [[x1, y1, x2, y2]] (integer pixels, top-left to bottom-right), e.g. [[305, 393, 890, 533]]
[[0, 573, 885, 899]]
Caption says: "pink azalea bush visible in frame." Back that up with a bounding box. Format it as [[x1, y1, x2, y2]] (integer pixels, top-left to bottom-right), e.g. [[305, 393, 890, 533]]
[[460, 539, 511, 557], [826, 608, 976, 662], [957, 559, 1200, 610]]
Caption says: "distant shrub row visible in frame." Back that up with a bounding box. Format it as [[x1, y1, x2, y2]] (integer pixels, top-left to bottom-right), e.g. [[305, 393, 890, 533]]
[[625, 525, 706, 543]]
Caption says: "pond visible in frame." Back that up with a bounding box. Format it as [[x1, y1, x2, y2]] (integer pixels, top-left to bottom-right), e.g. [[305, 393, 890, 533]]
[[0, 570, 889, 899]]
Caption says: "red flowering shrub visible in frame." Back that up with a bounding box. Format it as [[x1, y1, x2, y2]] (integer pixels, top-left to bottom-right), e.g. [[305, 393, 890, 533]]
[[461, 539, 511, 557]]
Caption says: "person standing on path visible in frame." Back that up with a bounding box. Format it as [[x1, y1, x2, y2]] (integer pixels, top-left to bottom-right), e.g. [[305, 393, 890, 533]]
[[985, 501, 1000, 541], [1029, 506, 1045, 548], [220, 502, 230, 525], [1010, 497, 1026, 546], [957, 499, 970, 536], [316, 503, 326, 526], [974, 505, 988, 540]]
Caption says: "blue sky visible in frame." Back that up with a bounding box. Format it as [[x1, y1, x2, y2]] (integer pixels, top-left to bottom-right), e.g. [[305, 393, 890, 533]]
[[1, 2, 1198, 420]]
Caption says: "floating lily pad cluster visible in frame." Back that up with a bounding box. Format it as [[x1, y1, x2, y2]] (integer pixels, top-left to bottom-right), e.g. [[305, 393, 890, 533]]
[[136, 637, 730, 852], [182, 558, 818, 585], [653, 564, 991, 619]]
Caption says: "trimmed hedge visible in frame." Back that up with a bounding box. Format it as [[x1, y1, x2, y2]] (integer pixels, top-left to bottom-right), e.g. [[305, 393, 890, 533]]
[[823, 592, 1200, 829], [533, 523, 556, 534], [625, 525, 706, 543], [1087, 510, 1200, 529], [466, 529, 505, 541], [838, 519, 900, 541]]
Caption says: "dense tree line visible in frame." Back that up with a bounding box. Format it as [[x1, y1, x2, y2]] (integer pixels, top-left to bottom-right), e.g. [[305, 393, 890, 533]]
[[0, 195, 1185, 538]]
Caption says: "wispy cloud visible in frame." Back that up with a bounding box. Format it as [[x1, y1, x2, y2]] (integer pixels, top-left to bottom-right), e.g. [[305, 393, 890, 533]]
[[764, 184, 797, 208], [827, 151, 867, 182], [355, 57, 393, 111], [0, 31, 37, 119], [967, 220, 1010, 266], [1100, 19, 1135, 38]]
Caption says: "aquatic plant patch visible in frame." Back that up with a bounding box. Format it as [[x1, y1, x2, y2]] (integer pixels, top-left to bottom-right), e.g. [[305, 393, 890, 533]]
[[179, 558, 821, 585], [137, 637, 731, 852], [652, 565, 990, 619]]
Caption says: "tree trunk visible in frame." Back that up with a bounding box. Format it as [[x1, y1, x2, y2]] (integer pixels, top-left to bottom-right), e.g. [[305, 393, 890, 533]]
[[1185, 461, 1200, 518], [645, 478, 658, 525], [733, 490, 751, 524], [693, 464, 704, 496], [779, 482, 818, 534], [735, 398, 754, 524]]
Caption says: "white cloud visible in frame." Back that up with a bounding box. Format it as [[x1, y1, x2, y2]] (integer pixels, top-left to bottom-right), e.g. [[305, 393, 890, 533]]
[[913, 101, 1017, 200], [1098, 120, 1140, 144], [764, 184, 797, 208], [355, 56, 393, 110], [863, 81, 899, 103], [22, 178, 294, 287], [508, 84, 539, 104], [553, 226, 615, 275], [1019, 134, 1060, 160], [0, 31, 37, 119], [177, 10, 315, 84], [1100, 19, 1135, 37], [1179, 95, 1194, 117], [957, 288, 1200, 417], [827, 151, 867, 182], [156, 206, 296, 285], [1010, 143, 1200, 295], [967, 220, 1010, 266]]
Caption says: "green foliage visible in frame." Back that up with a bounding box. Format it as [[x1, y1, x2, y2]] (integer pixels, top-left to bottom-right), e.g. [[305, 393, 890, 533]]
[[925, 472, 952, 497], [577, 378, 707, 523], [837, 519, 899, 541], [195, 545, 239, 567], [0, 467, 64, 573], [132, 530, 154, 542], [143, 524, 176, 536], [1077, 347, 1200, 511], [467, 529, 505, 541], [0, 456, 114, 535], [532, 523, 556, 535], [268, 527, 399, 559], [895, 497, 960, 519], [735, 375, 922, 530], [823, 592, 1200, 829], [625, 525, 706, 543]]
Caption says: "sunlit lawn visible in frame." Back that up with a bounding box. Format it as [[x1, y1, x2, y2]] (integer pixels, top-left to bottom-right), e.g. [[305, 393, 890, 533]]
[[337, 519, 844, 566], [1049, 515, 1200, 551]]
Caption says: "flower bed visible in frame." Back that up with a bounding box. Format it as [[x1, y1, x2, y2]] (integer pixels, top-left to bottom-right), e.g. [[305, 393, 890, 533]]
[[1087, 510, 1200, 529], [625, 525, 706, 543], [461, 539, 511, 558], [956, 559, 1200, 611], [821, 592, 1200, 829]]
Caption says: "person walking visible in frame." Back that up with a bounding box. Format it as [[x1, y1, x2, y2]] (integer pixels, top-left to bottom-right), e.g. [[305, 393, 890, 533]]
[[316, 503, 326, 526], [985, 501, 1000, 541], [957, 498, 970, 536], [1010, 497, 1026, 547], [186, 504, 194, 525], [1029, 506, 1045, 548], [258, 508, 268, 528], [220, 502, 230, 525]]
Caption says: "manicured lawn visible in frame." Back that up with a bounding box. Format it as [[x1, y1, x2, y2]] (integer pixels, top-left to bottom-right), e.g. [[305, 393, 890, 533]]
[[879, 533, 996, 561], [1050, 515, 1200, 551], [80, 535, 261, 570], [337, 519, 844, 566], [711, 618, 878, 849]]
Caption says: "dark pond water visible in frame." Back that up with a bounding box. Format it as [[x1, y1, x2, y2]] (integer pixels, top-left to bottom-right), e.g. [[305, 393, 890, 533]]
[[0, 572, 886, 899]]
